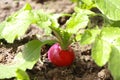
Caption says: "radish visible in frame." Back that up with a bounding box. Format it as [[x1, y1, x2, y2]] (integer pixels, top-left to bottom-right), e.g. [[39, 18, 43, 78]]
[[48, 43, 75, 66], [47, 26, 75, 67]]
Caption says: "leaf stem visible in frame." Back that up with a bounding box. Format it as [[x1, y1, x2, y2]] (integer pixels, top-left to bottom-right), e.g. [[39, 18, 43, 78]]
[[50, 26, 73, 50]]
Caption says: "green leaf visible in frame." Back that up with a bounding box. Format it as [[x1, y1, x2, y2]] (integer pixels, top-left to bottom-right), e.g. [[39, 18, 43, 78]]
[[0, 3, 33, 43], [109, 20, 120, 27], [50, 26, 73, 50], [0, 64, 17, 79], [21, 3, 32, 10], [33, 10, 52, 35], [81, 0, 93, 6], [0, 3, 54, 43], [16, 40, 42, 70], [66, 8, 90, 34], [0, 40, 55, 79], [112, 38, 120, 46], [0, 22, 6, 39], [0, 3, 32, 42], [1, 11, 33, 43], [0, 40, 41, 79], [80, 28, 100, 45], [16, 69, 30, 80], [92, 36, 111, 66], [49, 14, 59, 28], [95, 0, 120, 20], [74, 7, 94, 14], [75, 34, 82, 41], [100, 27, 120, 43], [108, 45, 120, 80], [81, 0, 95, 9]]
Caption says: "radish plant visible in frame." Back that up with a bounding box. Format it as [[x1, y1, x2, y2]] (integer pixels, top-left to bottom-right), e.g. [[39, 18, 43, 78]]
[[0, 3, 58, 80], [72, 0, 120, 80], [47, 27, 75, 66]]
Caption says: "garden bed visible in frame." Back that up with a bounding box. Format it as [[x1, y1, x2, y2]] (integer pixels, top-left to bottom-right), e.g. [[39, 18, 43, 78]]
[[0, 0, 113, 80]]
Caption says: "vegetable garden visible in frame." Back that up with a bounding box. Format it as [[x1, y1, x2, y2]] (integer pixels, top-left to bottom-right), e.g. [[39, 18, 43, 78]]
[[0, 0, 120, 80]]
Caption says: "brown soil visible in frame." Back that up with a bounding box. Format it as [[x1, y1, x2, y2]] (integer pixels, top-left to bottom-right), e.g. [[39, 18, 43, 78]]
[[0, 0, 113, 80]]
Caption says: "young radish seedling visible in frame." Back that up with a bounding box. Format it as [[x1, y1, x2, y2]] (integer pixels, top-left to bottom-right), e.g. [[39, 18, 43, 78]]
[[47, 27, 75, 67], [47, 7, 91, 67]]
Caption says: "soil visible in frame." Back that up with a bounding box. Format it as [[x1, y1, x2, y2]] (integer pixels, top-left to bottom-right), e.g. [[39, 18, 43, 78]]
[[0, 0, 113, 80]]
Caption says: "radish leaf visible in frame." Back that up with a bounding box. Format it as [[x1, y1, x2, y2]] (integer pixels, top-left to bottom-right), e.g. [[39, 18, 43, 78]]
[[109, 45, 120, 80], [50, 26, 73, 50], [0, 40, 54, 79], [66, 9, 90, 33], [92, 36, 111, 66], [95, 0, 120, 20], [16, 69, 30, 80], [0, 3, 55, 43], [80, 28, 100, 45]]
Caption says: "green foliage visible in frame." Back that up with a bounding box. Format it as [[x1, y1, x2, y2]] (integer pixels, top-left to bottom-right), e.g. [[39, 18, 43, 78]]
[[92, 35, 111, 66], [81, 0, 93, 6], [110, 20, 120, 27], [0, 3, 57, 43], [0, 64, 17, 79], [1, 0, 120, 79], [71, 0, 120, 79], [0, 40, 41, 79], [33, 10, 52, 35], [65, 7, 94, 43], [0, 3, 32, 43], [80, 28, 100, 45], [49, 8, 94, 50], [71, 0, 95, 9], [0, 40, 54, 79], [109, 46, 120, 80], [66, 8, 90, 33], [100, 27, 120, 43], [18, 40, 42, 70], [81, 26, 120, 66], [50, 26, 73, 50], [0, 3, 57, 79], [81, 26, 120, 67], [0, 11, 32, 43], [16, 69, 30, 80], [95, 0, 120, 21]]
